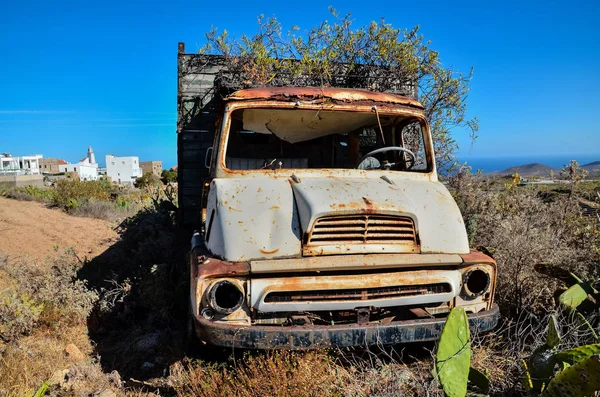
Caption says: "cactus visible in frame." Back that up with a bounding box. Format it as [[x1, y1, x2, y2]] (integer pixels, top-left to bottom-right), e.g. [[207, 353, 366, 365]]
[[523, 316, 600, 395], [546, 315, 561, 348], [468, 367, 490, 393], [522, 360, 534, 393], [436, 307, 471, 397], [526, 346, 556, 392], [559, 283, 593, 310], [573, 311, 598, 340], [541, 355, 600, 397], [33, 382, 49, 397], [553, 344, 600, 365]]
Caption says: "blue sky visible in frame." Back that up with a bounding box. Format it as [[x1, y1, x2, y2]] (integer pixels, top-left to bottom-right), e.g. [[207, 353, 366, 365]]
[[1, 0, 598, 168]]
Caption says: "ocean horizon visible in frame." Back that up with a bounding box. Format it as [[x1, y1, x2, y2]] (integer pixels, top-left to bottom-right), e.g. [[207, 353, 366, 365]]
[[457, 154, 600, 173]]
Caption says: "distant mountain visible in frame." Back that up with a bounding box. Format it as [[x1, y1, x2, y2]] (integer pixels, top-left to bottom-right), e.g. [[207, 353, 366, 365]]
[[487, 163, 560, 177], [582, 161, 600, 176], [582, 161, 600, 169]]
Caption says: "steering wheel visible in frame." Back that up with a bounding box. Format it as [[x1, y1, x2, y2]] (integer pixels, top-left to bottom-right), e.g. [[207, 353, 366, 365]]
[[356, 146, 417, 170]]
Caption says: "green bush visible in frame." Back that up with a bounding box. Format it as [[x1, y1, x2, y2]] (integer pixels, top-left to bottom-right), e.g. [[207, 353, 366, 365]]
[[161, 168, 177, 184], [0, 252, 98, 340], [0, 184, 55, 202], [0, 288, 44, 342], [51, 179, 112, 209]]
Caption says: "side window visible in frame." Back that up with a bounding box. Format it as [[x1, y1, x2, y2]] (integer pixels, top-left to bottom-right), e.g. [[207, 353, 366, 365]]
[[401, 121, 428, 171]]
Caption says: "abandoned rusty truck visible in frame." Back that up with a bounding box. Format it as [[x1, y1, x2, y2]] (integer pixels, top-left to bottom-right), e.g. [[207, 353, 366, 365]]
[[177, 43, 498, 349]]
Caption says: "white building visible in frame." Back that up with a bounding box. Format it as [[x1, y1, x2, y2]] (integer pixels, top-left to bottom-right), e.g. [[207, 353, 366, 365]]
[[58, 146, 99, 181], [0, 153, 43, 175], [105, 154, 141, 185]]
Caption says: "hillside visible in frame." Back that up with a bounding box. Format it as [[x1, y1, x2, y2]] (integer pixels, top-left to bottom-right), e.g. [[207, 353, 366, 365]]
[[582, 161, 600, 176], [487, 163, 560, 177]]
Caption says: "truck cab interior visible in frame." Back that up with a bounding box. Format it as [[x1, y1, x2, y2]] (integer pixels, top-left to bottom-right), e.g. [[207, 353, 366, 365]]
[[224, 108, 429, 172]]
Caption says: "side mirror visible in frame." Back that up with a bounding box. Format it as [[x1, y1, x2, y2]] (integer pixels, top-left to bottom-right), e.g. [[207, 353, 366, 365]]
[[204, 147, 213, 169]]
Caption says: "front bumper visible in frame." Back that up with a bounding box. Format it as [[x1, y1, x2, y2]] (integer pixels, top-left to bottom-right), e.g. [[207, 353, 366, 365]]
[[194, 303, 499, 349]]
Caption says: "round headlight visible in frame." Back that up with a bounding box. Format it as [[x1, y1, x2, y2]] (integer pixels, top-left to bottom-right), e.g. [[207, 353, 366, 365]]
[[463, 268, 491, 298], [208, 280, 244, 314]]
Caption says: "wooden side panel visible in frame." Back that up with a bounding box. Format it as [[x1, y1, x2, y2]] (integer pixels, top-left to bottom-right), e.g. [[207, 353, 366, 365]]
[[177, 131, 214, 227], [177, 49, 226, 227]]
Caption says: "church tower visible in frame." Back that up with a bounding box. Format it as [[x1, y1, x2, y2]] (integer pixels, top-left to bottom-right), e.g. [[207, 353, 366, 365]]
[[87, 145, 96, 165]]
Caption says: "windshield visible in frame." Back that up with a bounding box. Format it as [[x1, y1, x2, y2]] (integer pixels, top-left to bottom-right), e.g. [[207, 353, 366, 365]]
[[223, 108, 430, 172]]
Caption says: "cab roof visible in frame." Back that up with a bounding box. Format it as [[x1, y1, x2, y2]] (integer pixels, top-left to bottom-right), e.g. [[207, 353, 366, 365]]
[[226, 87, 424, 110]]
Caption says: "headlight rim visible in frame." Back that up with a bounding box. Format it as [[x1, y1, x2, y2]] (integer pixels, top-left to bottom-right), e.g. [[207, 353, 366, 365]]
[[208, 279, 245, 314], [462, 266, 491, 299]]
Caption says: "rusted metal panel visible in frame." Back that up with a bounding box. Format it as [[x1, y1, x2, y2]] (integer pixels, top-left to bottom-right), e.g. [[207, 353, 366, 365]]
[[305, 213, 419, 255], [193, 304, 499, 349], [226, 87, 424, 109], [203, 174, 469, 261], [204, 178, 303, 261], [249, 270, 461, 312], [263, 284, 451, 303], [250, 253, 463, 274]]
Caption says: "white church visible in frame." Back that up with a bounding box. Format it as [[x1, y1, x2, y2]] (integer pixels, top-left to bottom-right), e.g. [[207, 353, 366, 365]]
[[59, 146, 99, 181]]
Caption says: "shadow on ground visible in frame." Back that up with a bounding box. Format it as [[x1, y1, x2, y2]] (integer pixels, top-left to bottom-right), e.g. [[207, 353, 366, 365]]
[[78, 207, 194, 382], [77, 206, 437, 391]]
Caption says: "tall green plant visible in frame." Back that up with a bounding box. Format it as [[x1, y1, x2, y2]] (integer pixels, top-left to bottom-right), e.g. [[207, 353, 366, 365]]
[[522, 314, 600, 396], [200, 9, 478, 173], [435, 307, 489, 397]]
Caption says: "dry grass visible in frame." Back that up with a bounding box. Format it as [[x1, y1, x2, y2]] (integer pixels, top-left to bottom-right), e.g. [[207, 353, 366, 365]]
[[0, 325, 92, 396], [169, 349, 441, 397], [70, 199, 142, 222], [448, 172, 600, 315], [1, 176, 598, 396]]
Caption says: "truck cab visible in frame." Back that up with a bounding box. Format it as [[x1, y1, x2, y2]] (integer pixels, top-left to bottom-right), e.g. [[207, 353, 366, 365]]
[[187, 86, 498, 349]]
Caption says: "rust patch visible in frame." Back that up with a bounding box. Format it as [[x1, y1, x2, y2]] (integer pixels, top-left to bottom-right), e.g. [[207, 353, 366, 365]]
[[269, 205, 280, 210], [461, 250, 496, 266], [226, 87, 424, 109], [259, 248, 280, 255]]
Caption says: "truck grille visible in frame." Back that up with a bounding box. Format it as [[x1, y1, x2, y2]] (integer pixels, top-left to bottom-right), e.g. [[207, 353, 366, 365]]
[[264, 283, 451, 303], [307, 214, 417, 245]]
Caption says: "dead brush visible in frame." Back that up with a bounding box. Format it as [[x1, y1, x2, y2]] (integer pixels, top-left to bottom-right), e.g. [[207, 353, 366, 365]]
[[170, 350, 344, 397], [0, 250, 97, 342], [448, 171, 600, 316], [332, 344, 443, 397], [70, 199, 143, 222]]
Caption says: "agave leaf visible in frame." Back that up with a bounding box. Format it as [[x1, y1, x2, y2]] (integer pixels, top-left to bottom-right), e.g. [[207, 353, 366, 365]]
[[468, 367, 490, 393], [573, 311, 599, 340], [436, 307, 471, 397], [568, 272, 585, 285], [547, 315, 561, 348], [541, 355, 600, 397], [33, 382, 50, 397], [559, 284, 592, 310], [522, 359, 534, 393], [553, 344, 600, 365]]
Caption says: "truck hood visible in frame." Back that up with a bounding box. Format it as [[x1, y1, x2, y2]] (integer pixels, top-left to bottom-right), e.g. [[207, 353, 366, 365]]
[[204, 176, 469, 261]]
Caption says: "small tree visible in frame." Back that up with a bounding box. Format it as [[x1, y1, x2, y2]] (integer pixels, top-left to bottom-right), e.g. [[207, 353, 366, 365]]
[[561, 160, 588, 196], [135, 172, 162, 190], [199, 9, 478, 173], [161, 168, 177, 184]]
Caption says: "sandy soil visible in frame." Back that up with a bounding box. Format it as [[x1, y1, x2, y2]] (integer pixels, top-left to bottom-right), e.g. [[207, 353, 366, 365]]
[[0, 197, 118, 265]]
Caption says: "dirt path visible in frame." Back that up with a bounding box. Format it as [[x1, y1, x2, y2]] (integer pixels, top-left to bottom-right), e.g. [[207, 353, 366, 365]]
[[0, 197, 118, 265]]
